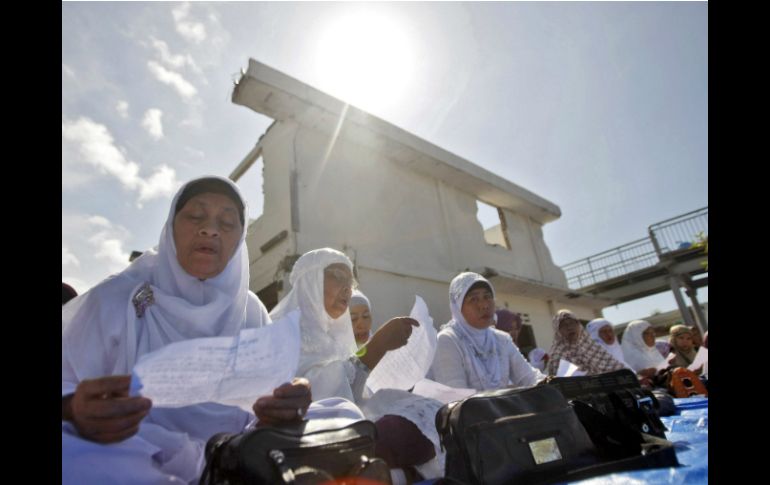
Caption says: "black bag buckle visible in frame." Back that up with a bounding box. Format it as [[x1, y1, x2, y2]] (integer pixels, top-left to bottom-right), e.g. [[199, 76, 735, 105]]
[[635, 396, 653, 411]]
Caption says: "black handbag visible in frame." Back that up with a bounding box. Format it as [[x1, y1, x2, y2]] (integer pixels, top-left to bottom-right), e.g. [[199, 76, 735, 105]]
[[435, 384, 679, 485], [546, 368, 668, 438], [201, 418, 391, 485]]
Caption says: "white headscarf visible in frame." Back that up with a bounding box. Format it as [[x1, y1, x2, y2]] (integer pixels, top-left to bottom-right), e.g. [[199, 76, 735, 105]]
[[620, 320, 666, 372], [587, 318, 628, 368], [349, 289, 373, 347], [444, 272, 502, 390], [528, 348, 548, 372], [62, 176, 268, 394], [269, 248, 358, 395]]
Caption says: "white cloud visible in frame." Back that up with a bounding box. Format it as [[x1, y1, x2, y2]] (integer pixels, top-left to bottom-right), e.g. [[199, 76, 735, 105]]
[[147, 61, 197, 100], [173, 3, 207, 43], [142, 108, 164, 140], [62, 64, 76, 79], [86, 217, 132, 273], [61, 117, 180, 204], [150, 37, 201, 73], [62, 246, 80, 267], [116, 100, 129, 119]]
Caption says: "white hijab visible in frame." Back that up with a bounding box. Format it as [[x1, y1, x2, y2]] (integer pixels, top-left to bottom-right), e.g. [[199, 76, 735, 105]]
[[587, 318, 629, 368], [62, 176, 268, 394], [528, 348, 548, 372], [269, 248, 358, 399], [620, 320, 666, 372], [444, 272, 502, 390]]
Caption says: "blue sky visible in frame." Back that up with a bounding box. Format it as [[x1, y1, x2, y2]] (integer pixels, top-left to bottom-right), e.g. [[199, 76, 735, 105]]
[[62, 2, 707, 325]]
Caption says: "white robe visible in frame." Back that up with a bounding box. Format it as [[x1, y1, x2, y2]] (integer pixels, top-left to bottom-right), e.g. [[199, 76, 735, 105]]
[[62, 177, 271, 484]]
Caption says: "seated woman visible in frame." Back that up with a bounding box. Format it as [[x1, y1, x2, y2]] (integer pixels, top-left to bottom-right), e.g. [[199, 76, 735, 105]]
[[586, 318, 632, 370], [62, 177, 315, 484], [349, 289, 374, 348], [431, 272, 545, 391], [546, 310, 626, 376], [668, 324, 700, 370], [620, 320, 668, 378], [269, 248, 436, 483]]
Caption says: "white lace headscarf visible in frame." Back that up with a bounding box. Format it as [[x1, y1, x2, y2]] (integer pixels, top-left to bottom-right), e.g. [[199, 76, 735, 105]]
[[445, 272, 502, 390], [270, 248, 358, 380], [587, 318, 628, 368], [620, 320, 667, 372], [62, 176, 267, 394]]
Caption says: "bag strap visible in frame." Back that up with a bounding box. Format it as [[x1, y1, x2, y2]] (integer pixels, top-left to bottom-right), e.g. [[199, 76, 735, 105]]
[[269, 449, 297, 484]]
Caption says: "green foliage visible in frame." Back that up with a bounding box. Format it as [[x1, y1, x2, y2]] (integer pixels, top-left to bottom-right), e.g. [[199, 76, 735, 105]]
[[691, 231, 708, 270]]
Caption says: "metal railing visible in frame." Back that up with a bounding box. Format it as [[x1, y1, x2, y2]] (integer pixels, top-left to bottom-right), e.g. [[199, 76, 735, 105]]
[[562, 207, 708, 289], [562, 237, 660, 289], [648, 207, 708, 257]]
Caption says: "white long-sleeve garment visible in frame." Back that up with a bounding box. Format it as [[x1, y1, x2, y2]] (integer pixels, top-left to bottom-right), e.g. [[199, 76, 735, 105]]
[[432, 325, 544, 390], [62, 177, 270, 484]]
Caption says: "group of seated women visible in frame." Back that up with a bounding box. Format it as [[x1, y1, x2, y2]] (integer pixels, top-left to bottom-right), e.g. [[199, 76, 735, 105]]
[[62, 175, 706, 485]]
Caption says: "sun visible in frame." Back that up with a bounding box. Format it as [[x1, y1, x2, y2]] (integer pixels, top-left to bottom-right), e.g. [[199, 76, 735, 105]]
[[313, 10, 415, 115]]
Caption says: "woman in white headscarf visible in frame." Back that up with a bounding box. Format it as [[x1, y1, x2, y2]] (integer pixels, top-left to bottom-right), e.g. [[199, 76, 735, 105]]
[[586, 318, 632, 370], [269, 248, 419, 402], [431, 272, 545, 391], [270, 248, 439, 483], [620, 320, 667, 377], [62, 176, 313, 484], [546, 310, 626, 376], [349, 289, 373, 348]]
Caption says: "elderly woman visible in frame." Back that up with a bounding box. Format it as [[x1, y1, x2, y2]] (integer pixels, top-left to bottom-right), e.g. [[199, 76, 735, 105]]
[[269, 248, 436, 482], [586, 318, 632, 369], [546, 310, 626, 376], [431, 272, 545, 391], [62, 177, 313, 484], [620, 320, 667, 377], [349, 289, 374, 348]]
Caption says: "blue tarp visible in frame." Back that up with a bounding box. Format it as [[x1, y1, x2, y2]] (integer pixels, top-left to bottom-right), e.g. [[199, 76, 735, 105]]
[[570, 396, 708, 484]]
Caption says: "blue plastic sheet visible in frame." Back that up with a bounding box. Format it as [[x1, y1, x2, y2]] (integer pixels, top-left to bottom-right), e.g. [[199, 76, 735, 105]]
[[570, 396, 708, 485]]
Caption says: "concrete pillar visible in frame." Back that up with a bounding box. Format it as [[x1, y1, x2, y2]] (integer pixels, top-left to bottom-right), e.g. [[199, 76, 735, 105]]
[[685, 287, 708, 333], [669, 275, 696, 327]]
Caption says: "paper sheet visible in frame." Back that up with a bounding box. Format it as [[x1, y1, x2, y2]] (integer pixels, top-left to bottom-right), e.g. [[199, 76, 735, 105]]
[[131, 310, 301, 412], [365, 295, 437, 393], [556, 358, 586, 377], [688, 346, 708, 373], [411, 378, 476, 404]]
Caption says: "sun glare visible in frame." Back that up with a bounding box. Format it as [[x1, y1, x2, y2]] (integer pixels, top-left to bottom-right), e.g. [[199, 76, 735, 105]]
[[314, 11, 415, 115]]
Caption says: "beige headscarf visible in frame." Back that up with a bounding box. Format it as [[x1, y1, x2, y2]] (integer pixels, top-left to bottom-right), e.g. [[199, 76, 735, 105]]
[[669, 324, 697, 367]]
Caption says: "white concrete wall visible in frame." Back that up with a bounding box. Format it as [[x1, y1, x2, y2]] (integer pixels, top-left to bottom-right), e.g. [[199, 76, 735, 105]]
[[245, 121, 596, 346]]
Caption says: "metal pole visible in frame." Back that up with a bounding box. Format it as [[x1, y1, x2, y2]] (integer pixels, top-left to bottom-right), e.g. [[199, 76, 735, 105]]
[[669, 275, 696, 327]]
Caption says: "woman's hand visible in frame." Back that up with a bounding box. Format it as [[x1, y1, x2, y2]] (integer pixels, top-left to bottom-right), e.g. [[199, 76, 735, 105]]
[[253, 377, 312, 427], [637, 368, 658, 378], [359, 317, 419, 370], [63, 375, 152, 444]]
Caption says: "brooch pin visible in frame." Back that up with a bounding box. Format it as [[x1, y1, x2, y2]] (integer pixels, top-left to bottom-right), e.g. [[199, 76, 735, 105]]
[[132, 282, 155, 318]]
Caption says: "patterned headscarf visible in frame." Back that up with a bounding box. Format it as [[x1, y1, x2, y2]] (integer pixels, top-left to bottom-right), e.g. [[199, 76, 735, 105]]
[[546, 310, 625, 376], [668, 324, 697, 366], [586, 318, 628, 368]]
